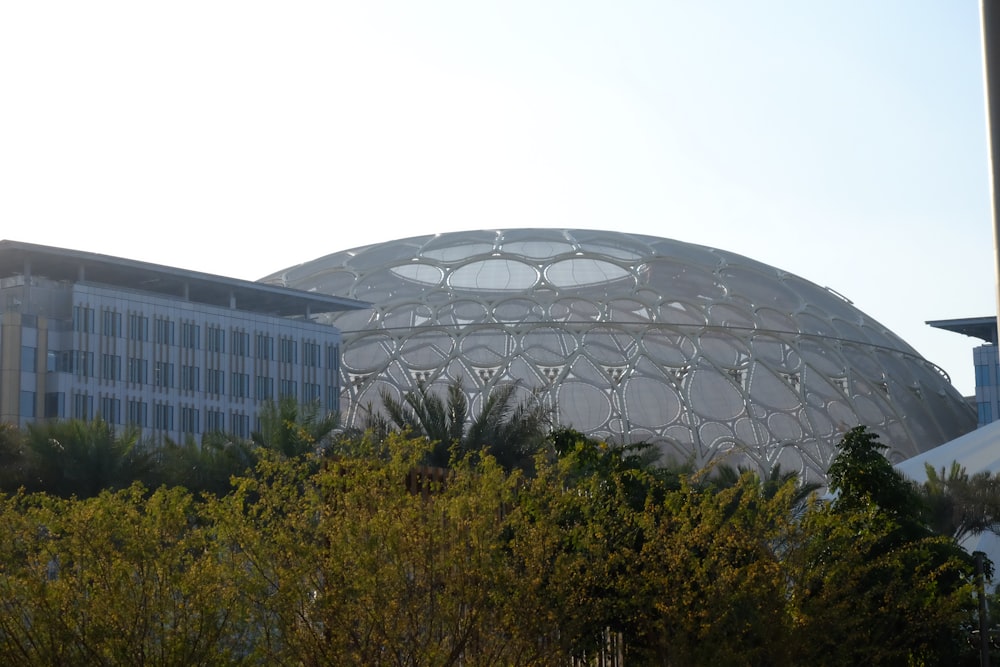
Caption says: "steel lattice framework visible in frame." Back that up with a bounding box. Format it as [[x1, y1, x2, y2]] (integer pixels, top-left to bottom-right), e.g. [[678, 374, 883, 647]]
[[262, 229, 974, 479]]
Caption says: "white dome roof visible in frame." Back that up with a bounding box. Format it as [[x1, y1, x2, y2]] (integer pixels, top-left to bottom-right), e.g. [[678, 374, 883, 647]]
[[263, 229, 974, 480]]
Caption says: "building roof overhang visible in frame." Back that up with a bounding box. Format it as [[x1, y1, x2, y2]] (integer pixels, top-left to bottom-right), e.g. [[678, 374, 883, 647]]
[[0, 240, 370, 318], [926, 316, 998, 345]]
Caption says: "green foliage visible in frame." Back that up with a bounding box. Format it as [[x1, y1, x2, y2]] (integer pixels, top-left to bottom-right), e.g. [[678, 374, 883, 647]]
[[369, 377, 551, 470], [0, 426, 981, 665], [20, 418, 151, 497]]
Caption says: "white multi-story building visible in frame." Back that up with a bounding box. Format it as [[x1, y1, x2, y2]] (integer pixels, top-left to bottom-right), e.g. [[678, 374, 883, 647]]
[[0, 240, 368, 442]]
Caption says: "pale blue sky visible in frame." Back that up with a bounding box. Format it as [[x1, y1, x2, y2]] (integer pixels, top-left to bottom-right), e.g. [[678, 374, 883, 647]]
[[0, 1, 992, 395]]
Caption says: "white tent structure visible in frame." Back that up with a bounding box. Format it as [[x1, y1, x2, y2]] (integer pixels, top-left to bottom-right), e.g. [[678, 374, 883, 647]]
[[896, 420, 1000, 560]]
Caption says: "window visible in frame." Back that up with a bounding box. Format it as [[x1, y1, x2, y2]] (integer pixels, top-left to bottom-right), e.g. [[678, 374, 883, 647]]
[[206, 409, 225, 433], [153, 403, 174, 430], [101, 354, 121, 381], [154, 318, 175, 345], [99, 397, 121, 424], [327, 344, 339, 371], [231, 372, 250, 398], [279, 379, 297, 398], [206, 368, 224, 395], [255, 375, 273, 400], [979, 402, 993, 425], [102, 310, 122, 337], [72, 392, 93, 420], [180, 407, 199, 434], [279, 338, 297, 364], [127, 357, 148, 384], [127, 400, 148, 427], [207, 326, 225, 352], [976, 364, 994, 387], [303, 383, 321, 403], [21, 345, 36, 372], [153, 361, 174, 388], [180, 322, 200, 349], [20, 391, 35, 418], [303, 342, 320, 367], [256, 334, 273, 360], [230, 412, 250, 438], [231, 331, 249, 357], [64, 351, 94, 377], [180, 365, 199, 391], [73, 306, 95, 333], [128, 314, 148, 341], [326, 385, 338, 412], [45, 392, 65, 419]]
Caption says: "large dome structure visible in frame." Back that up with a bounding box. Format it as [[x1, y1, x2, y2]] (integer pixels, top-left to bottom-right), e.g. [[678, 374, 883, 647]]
[[262, 229, 974, 479]]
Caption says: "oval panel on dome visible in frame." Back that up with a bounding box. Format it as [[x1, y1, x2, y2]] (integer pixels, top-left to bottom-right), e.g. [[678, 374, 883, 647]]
[[389, 263, 445, 286], [448, 259, 538, 290], [545, 258, 630, 288]]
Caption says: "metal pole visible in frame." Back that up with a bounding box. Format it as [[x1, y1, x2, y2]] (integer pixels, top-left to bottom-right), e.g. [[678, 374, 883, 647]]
[[982, 1, 1000, 333], [977, 551, 991, 667]]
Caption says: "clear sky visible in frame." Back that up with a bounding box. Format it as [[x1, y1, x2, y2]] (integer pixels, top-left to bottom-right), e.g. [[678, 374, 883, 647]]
[[0, 2, 993, 395]]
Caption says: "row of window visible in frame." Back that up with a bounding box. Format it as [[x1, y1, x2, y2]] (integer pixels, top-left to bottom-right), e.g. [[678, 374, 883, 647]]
[[25, 391, 263, 437], [73, 308, 334, 367]]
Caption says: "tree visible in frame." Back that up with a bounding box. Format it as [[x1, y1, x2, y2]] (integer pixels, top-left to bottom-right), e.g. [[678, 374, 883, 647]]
[[21, 418, 151, 498], [786, 426, 976, 666], [251, 396, 340, 458], [367, 378, 550, 469]]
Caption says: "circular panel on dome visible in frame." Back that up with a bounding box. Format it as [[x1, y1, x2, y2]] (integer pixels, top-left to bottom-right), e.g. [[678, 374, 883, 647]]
[[493, 298, 546, 323], [607, 298, 653, 323], [458, 328, 511, 366], [389, 263, 445, 286], [557, 381, 612, 432], [437, 299, 489, 325], [688, 368, 745, 421], [746, 365, 800, 411], [767, 411, 805, 441], [545, 258, 630, 288], [297, 269, 359, 295], [521, 326, 579, 364], [707, 303, 755, 329], [582, 327, 634, 364], [622, 376, 682, 428], [697, 331, 750, 368], [644, 259, 724, 300], [550, 297, 602, 322], [448, 260, 538, 290], [641, 331, 697, 366], [398, 331, 454, 368], [348, 242, 425, 271], [721, 267, 802, 312]]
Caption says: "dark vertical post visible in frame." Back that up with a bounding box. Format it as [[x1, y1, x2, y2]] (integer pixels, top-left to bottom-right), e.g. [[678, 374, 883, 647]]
[[976, 550, 991, 667], [983, 1, 1000, 331]]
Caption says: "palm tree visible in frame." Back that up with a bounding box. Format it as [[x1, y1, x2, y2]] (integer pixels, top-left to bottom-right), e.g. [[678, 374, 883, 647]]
[[251, 396, 341, 458], [366, 377, 550, 470], [23, 418, 151, 498], [918, 461, 1000, 542]]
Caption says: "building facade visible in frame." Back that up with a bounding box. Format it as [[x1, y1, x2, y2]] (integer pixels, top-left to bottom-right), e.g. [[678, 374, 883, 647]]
[[928, 316, 999, 427], [0, 241, 368, 442]]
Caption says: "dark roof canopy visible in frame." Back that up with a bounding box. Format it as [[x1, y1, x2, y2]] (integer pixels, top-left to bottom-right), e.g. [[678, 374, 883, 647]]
[[927, 316, 998, 345], [0, 240, 369, 318]]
